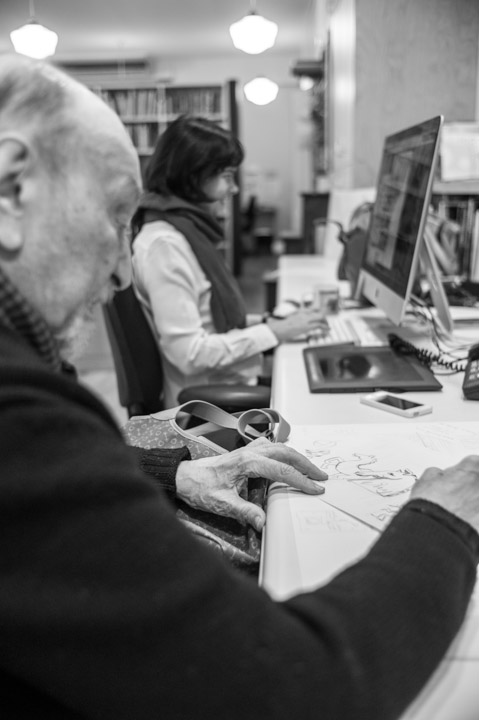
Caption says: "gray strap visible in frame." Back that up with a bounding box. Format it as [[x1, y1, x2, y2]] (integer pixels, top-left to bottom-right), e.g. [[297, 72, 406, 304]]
[[151, 400, 290, 445]]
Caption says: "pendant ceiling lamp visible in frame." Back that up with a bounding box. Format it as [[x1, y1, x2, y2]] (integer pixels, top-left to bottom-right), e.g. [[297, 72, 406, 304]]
[[10, 0, 58, 59], [243, 77, 279, 106], [229, 2, 278, 55]]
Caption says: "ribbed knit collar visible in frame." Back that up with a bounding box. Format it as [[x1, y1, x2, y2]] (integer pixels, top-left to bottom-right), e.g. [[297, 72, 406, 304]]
[[0, 265, 62, 372]]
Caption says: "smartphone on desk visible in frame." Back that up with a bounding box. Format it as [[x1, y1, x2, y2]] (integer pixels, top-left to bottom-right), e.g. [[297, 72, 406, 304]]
[[360, 391, 432, 418]]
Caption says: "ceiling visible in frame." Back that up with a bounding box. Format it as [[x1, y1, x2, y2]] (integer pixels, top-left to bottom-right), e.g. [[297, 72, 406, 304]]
[[0, 0, 316, 61]]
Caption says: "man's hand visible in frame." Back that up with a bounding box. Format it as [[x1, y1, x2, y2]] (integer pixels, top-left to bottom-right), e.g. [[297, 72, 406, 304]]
[[175, 437, 327, 531], [410, 455, 479, 533]]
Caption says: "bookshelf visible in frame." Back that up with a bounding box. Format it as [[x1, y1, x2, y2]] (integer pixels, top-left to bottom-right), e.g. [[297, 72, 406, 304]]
[[432, 180, 479, 279], [93, 83, 229, 159], [90, 79, 242, 274]]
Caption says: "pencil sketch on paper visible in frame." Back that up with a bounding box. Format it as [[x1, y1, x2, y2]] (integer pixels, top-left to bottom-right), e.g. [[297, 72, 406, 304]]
[[306, 449, 417, 498], [296, 507, 361, 535], [304, 440, 338, 459]]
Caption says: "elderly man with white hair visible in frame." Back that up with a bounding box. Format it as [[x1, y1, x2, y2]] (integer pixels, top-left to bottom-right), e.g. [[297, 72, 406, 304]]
[[0, 54, 477, 720]]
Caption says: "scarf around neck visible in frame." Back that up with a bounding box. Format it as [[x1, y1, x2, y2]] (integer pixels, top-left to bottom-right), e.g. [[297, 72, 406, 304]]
[[133, 192, 247, 333]]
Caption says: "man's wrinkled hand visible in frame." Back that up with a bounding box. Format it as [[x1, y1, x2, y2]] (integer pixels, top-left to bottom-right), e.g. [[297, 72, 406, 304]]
[[410, 455, 479, 533], [175, 437, 327, 531]]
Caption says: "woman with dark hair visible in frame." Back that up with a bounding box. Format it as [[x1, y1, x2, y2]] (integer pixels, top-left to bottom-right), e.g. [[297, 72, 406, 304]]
[[131, 115, 325, 408]]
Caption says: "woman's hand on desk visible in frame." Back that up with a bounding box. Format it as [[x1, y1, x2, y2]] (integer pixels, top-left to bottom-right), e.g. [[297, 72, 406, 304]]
[[411, 455, 479, 533], [176, 438, 327, 531], [267, 309, 328, 343]]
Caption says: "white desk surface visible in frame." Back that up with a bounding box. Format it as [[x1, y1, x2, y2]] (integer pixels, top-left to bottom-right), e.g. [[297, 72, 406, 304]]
[[272, 342, 479, 426], [272, 255, 479, 426], [263, 254, 479, 720]]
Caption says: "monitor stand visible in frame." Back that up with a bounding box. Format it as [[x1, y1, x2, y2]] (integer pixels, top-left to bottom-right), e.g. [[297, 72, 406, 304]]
[[417, 225, 455, 336]]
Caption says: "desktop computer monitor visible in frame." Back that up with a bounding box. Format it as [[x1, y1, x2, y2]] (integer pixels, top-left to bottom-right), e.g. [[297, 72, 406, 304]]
[[356, 115, 453, 334]]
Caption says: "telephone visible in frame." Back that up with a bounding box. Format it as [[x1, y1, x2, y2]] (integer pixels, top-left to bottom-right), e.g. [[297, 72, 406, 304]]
[[462, 343, 479, 400]]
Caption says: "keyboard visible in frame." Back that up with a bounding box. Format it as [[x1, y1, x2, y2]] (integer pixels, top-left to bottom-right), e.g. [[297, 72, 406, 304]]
[[307, 314, 389, 347], [308, 315, 360, 345]]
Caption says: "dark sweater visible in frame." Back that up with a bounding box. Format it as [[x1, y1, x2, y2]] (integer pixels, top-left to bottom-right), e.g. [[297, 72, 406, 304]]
[[0, 324, 478, 720]]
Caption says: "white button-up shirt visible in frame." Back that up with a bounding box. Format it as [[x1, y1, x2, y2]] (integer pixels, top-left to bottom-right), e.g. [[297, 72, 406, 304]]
[[132, 220, 278, 408]]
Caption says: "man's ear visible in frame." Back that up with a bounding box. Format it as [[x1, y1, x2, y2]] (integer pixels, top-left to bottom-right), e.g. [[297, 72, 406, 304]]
[[0, 134, 31, 253]]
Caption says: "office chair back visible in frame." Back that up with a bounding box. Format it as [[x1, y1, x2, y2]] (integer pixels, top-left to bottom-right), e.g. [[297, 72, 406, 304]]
[[103, 286, 165, 417], [104, 286, 272, 419]]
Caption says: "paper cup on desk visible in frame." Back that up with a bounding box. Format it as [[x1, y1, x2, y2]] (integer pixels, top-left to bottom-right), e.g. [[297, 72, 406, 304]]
[[300, 291, 318, 310], [315, 284, 340, 315]]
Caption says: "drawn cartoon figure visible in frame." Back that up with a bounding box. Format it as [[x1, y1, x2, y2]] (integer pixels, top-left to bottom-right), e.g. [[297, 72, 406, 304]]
[[318, 452, 416, 497], [303, 441, 337, 459]]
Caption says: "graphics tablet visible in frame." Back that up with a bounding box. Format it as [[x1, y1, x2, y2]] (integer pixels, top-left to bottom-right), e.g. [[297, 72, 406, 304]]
[[303, 345, 442, 393]]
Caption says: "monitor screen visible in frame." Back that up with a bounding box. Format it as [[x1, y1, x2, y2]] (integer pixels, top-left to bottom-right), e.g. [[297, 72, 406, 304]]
[[357, 116, 444, 326]]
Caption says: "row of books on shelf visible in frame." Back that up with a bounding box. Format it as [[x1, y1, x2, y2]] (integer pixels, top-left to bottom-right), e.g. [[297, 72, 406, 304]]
[[467, 208, 479, 281], [97, 89, 159, 117], [165, 87, 222, 116], [123, 123, 159, 152], [440, 197, 476, 275], [432, 195, 479, 282], [95, 87, 223, 119]]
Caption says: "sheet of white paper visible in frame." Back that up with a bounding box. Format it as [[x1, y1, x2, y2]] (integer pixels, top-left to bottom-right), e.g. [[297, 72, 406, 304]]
[[262, 421, 479, 661], [265, 485, 377, 595], [286, 422, 479, 531], [440, 122, 479, 181]]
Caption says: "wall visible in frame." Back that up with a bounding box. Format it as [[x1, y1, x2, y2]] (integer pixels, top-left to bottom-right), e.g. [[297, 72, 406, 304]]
[[328, 0, 357, 188], [355, 0, 479, 187], [326, 0, 479, 189]]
